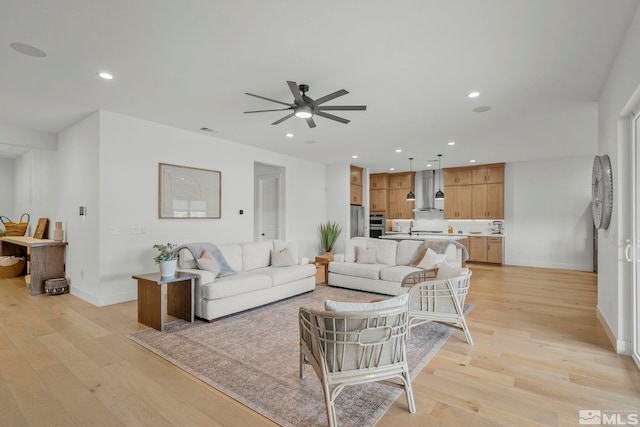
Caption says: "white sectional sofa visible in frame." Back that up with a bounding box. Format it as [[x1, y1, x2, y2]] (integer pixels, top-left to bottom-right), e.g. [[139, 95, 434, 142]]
[[177, 240, 316, 321], [328, 237, 464, 296]]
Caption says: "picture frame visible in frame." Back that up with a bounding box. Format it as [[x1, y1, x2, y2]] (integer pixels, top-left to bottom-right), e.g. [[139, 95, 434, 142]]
[[158, 163, 221, 219]]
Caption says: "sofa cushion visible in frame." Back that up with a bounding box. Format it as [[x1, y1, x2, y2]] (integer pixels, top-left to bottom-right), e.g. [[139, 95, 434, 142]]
[[436, 262, 469, 279], [218, 244, 243, 272], [242, 241, 274, 271], [356, 246, 377, 264], [201, 272, 272, 300], [379, 265, 424, 283], [329, 261, 389, 280], [273, 240, 299, 263], [396, 240, 424, 266], [416, 248, 447, 270], [196, 250, 221, 276], [367, 238, 398, 265], [270, 248, 296, 267], [324, 293, 408, 312], [252, 263, 316, 286], [345, 239, 367, 262], [178, 248, 198, 269]]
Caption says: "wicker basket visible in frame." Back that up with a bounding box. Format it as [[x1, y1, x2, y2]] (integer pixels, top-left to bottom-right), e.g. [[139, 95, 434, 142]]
[[0, 258, 26, 278], [45, 278, 68, 295], [1, 214, 30, 236]]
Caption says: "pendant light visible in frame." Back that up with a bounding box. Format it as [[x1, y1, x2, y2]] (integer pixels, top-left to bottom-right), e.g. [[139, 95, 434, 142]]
[[435, 154, 445, 200], [406, 157, 415, 201]]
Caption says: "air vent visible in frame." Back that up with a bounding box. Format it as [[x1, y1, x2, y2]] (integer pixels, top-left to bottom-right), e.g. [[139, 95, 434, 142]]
[[199, 127, 219, 133]]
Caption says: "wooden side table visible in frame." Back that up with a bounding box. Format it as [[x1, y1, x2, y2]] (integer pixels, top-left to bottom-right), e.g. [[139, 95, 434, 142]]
[[315, 256, 330, 285], [133, 272, 196, 331]]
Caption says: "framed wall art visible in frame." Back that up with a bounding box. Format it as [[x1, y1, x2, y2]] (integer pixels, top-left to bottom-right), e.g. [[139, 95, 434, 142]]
[[158, 163, 221, 219]]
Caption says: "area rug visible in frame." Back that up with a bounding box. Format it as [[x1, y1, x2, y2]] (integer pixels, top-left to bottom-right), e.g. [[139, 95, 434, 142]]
[[128, 286, 465, 427]]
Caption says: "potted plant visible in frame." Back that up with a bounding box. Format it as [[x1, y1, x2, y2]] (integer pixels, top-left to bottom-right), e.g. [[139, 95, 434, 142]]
[[153, 242, 178, 277], [319, 221, 342, 259]]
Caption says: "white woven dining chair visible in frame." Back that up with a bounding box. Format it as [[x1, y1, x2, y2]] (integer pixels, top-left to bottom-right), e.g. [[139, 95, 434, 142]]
[[402, 271, 473, 344], [299, 305, 416, 427]]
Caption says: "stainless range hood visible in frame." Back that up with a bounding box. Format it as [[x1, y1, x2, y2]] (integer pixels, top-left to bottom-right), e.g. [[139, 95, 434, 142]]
[[414, 170, 443, 211]]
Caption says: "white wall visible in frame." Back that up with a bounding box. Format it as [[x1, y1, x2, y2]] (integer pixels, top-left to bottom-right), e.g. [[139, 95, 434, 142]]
[[0, 158, 14, 219], [505, 157, 594, 271], [597, 4, 640, 353]]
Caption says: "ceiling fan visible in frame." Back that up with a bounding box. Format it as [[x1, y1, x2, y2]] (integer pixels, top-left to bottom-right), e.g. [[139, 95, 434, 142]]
[[244, 81, 366, 128]]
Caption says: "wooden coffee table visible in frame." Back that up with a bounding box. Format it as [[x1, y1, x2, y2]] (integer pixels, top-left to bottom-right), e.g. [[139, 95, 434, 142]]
[[133, 272, 197, 331]]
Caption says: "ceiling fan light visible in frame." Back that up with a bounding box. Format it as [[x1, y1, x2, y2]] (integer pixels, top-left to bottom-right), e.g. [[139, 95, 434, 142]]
[[294, 106, 313, 119]]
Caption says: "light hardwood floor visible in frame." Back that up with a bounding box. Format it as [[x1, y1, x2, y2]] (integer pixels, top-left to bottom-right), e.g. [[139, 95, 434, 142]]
[[0, 264, 638, 426]]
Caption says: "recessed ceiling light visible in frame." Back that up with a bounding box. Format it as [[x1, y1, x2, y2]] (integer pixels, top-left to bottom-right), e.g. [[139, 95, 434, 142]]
[[389, 167, 395, 171], [470, 159, 477, 163], [473, 106, 492, 113], [468, 91, 480, 98], [352, 155, 358, 159], [98, 72, 114, 80], [426, 163, 432, 167], [10, 42, 46, 57], [286, 133, 293, 138], [448, 141, 455, 146], [395, 149, 402, 153]]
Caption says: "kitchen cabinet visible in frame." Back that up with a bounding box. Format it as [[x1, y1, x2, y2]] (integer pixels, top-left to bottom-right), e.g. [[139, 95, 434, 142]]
[[350, 165, 363, 206], [444, 169, 472, 186], [370, 173, 389, 214], [468, 236, 503, 264], [472, 165, 504, 184], [388, 188, 414, 219], [370, 173, 389, 189], [444, 185, 472, 219], [472, 183, 504, 219], [388, 172, 414, 189], [443, 163, 505, 219]]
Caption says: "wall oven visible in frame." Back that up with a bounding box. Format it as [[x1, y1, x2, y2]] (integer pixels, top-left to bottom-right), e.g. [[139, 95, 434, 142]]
[[369, 214, 385, 238]]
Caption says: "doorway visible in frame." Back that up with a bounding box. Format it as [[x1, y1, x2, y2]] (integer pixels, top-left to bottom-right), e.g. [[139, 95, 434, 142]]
[[254, 163, 285, 242]]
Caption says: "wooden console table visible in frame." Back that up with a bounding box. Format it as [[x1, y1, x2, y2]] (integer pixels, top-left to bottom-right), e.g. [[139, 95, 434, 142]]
[[0, 236, 68, 295], [133, 272, 196, 332]]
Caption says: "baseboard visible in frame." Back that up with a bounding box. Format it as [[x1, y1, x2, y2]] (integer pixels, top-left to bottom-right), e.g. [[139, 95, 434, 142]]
[[596, 306, 632, 355], [69, 287, 136, 307], [69, 286, 100, 306], [504, 258, 593, 272]]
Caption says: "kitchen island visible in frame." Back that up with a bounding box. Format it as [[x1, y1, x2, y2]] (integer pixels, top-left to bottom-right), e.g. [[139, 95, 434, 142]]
[[379, 233, 467, 241]]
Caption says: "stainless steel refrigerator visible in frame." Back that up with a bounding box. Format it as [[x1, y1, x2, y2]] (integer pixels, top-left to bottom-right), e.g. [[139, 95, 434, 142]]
[[350, 205, 365, 238]]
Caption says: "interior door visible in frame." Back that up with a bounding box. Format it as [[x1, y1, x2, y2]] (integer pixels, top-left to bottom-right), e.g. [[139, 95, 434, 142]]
[[633, 112, 640, 366], [255, 172, 281, 241]]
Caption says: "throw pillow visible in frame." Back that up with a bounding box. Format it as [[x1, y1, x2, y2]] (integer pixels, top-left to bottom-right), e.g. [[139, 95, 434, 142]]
[[196, 250, 221, 276], [436, 261, 469, 279], [273, 240, 299, 263], [270, 248, 295, 267], [344, 239, 367, 262], [416, 248, 447, 270], [355, 246, 377, 264], [325, 293, 409, 312]]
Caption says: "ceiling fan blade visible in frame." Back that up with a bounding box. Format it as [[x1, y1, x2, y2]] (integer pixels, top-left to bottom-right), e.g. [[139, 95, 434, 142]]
[[244, 108, 292, 113], [286, 81, 306, 105], [305, 117, 316, 128], [245, 92, 292, 107], [317, 105, 367, 111], [315, 111, 350, 124], [271, 112, 295, 125], [312, 89, 349, 106]]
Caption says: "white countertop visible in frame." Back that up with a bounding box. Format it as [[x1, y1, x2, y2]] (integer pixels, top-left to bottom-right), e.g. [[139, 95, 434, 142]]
[[379, 233, 503, 240]]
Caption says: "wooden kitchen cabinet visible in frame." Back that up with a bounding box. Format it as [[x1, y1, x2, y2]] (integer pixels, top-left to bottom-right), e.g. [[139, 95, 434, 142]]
[[444, 169, 472, 186], [388, 188, 414, 218], [370, 173, 389, 189], [350, 165, 363, 205], [487, 237, 503, 264], [468, 236, 503, 264], [444, 185, 472, 219], [468, 236, 487, 262], [370, 189, 388, 212], [472, 183, 504, 219], [388, 172, 414, 189], [472, 165, 504, 184]]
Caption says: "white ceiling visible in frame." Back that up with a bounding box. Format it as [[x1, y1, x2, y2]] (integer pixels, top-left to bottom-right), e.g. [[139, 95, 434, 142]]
[[0, 0, 638, 172]]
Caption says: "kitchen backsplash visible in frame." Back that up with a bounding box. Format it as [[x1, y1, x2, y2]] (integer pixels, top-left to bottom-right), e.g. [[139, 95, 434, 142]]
[[389, 219, 504, 235]]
